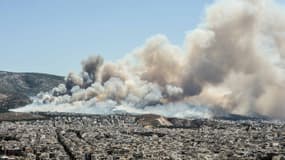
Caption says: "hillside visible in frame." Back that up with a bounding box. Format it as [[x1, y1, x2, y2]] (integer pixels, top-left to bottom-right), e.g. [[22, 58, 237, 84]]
[[0, 71, 64, 112]]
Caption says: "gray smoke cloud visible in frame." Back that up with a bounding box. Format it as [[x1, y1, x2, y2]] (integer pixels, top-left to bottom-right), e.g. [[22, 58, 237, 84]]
[[81, 55, 104, 83], [13, 0, 285, 119]]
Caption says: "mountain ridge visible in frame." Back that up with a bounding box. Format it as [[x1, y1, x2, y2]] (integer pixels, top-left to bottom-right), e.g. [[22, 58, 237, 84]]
[[0, 71, 64, 112]]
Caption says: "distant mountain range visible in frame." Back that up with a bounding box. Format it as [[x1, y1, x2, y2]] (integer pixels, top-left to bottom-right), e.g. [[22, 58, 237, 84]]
[[0, 71, 64, 112]]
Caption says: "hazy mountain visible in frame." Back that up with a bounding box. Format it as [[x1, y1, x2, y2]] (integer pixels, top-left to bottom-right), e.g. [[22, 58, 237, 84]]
[[0, 71, 64, 112]]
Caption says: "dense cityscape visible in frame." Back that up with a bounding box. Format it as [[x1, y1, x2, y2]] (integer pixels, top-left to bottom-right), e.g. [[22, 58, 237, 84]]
[[0, 112, 284, 160]]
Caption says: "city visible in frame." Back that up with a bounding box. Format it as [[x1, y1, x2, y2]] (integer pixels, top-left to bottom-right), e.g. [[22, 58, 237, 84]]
[[0, 113, 284, 160]]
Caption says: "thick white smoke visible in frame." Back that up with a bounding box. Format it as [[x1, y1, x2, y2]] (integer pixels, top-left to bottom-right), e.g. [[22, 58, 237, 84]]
[[13, 0, 285, 119]]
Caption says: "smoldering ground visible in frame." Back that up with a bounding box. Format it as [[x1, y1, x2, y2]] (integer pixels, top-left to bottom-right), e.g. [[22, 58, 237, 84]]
[[13, 0, 285, 119]]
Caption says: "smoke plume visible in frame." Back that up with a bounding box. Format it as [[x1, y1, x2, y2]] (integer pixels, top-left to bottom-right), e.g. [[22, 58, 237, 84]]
[[13, 0, 285, 119]]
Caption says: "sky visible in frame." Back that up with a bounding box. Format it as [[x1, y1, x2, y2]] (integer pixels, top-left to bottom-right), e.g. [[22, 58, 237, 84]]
[[0, 0, 213, 75]]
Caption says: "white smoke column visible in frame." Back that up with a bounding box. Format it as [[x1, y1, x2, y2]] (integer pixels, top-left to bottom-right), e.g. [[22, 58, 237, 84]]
[[12, 0, 285, 119]]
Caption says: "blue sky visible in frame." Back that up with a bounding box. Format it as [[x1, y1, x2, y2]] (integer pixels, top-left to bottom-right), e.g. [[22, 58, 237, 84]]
[[0, 0, 213, 75]]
